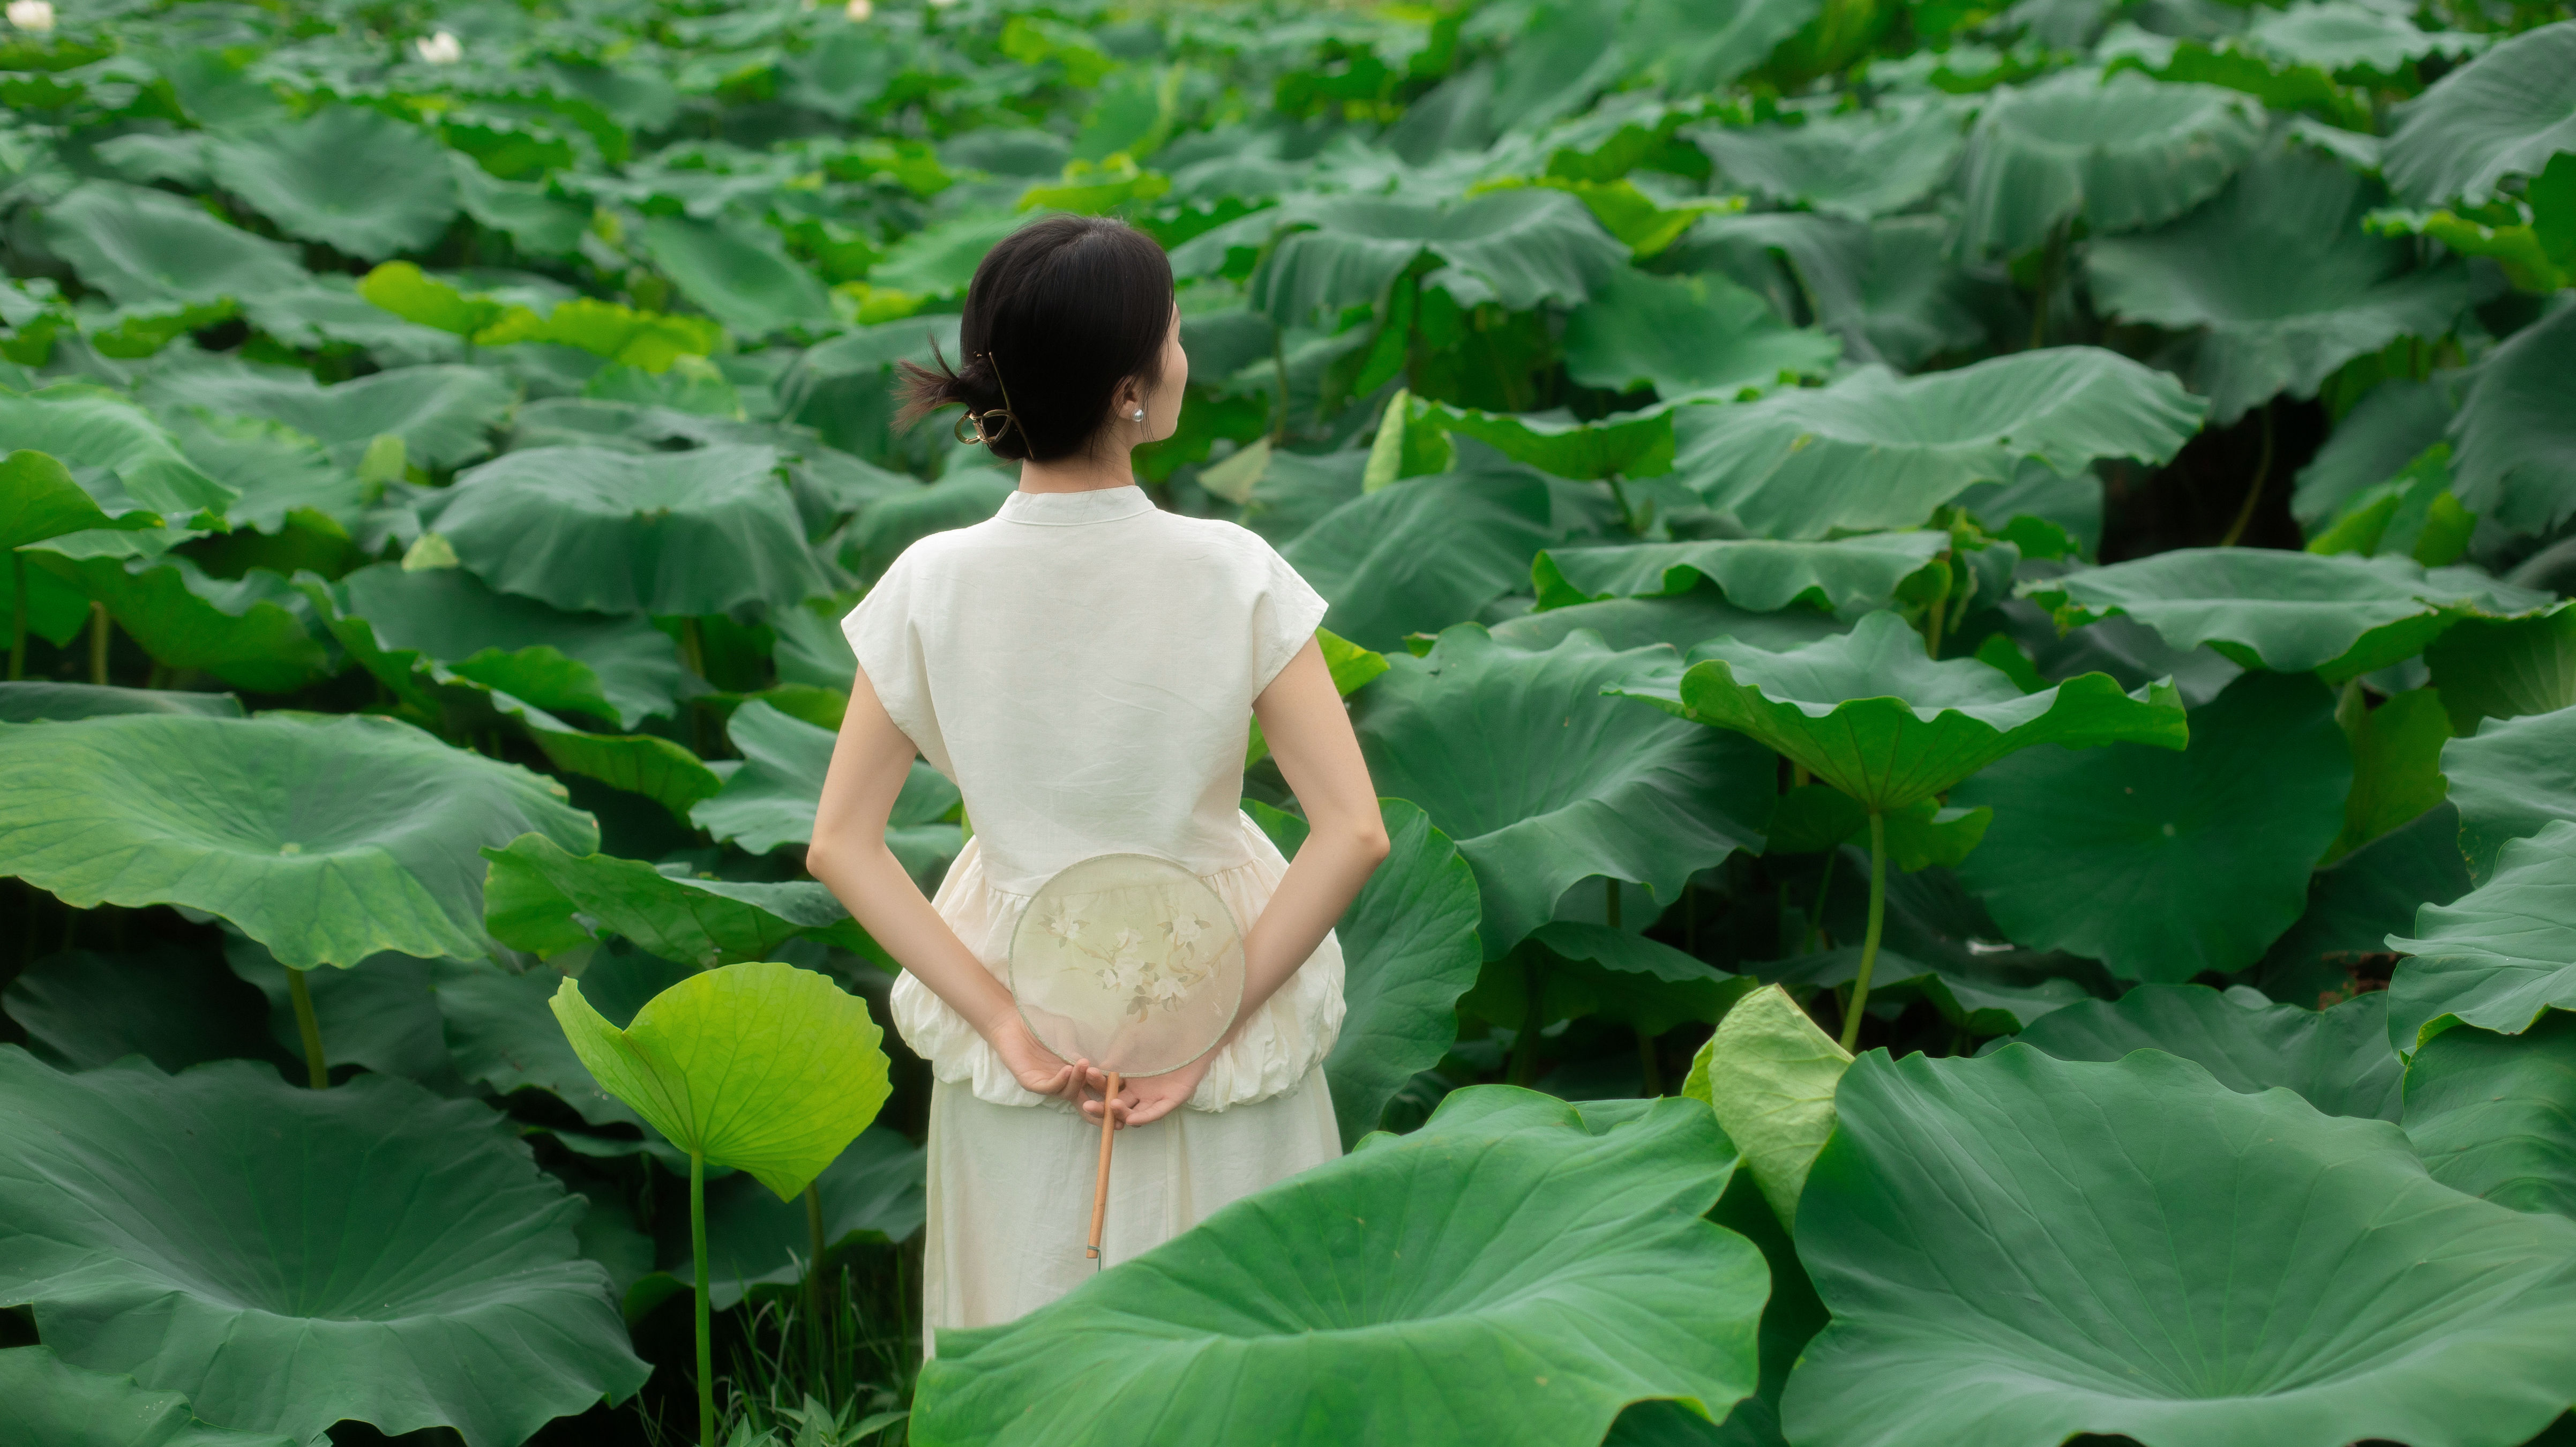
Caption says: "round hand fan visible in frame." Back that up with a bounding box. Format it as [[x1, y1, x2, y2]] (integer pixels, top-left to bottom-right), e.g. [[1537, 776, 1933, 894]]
[[1007, 853, 1245, 1261]]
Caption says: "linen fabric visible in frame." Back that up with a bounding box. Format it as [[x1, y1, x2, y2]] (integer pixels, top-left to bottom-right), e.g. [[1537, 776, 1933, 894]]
[[840, 482, 1347, 1337]]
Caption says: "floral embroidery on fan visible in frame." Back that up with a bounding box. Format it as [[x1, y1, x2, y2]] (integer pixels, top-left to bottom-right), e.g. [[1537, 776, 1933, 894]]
[[1040, 890, 1225, 1021]]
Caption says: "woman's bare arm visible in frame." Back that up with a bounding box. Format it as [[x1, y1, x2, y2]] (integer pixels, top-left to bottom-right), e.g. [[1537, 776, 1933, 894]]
[[805, 666, 1099, 1103], [1092, 635, 1390, 1127]]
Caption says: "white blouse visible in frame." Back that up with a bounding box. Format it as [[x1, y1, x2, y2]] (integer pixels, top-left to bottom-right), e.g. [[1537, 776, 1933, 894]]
[[841, 483, 1345, 1110]]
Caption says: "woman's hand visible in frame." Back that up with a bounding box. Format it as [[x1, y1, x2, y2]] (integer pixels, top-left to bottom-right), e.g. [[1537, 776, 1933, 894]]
[[1082, 1050, 1215, 1129], [991, 1013, 1104, 1105]]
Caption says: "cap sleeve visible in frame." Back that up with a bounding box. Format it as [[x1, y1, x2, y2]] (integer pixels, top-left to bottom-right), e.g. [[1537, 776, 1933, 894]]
[[841, 553, 936, 754], [1249, 535, 1330, 693]]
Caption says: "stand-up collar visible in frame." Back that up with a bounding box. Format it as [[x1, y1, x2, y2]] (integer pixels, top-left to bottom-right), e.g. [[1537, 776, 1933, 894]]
[[997, 484, 1155, 526]]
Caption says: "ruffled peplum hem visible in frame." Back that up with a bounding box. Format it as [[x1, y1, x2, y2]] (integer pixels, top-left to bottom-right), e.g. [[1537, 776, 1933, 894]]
[[888, 811, 1346, 1113]]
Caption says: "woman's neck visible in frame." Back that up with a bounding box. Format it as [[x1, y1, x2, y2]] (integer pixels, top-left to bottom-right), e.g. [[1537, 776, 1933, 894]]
[[1014, 439, 1138, 495]]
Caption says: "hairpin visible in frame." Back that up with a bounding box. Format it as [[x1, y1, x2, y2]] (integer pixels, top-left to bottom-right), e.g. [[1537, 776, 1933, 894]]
[[953, 352, 1022, 447]]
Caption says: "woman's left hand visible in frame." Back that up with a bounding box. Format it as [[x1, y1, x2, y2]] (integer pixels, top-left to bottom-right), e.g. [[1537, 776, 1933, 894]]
[[1083, 1050, 1215, 1129]]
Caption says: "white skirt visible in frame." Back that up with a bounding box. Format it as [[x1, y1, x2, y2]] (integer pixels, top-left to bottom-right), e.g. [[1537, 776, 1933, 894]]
[[921, 1062, 1341, 1345]]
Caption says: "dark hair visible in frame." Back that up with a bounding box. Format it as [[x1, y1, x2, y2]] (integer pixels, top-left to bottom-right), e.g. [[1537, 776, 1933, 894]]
[[895, 215, 1175, 464]]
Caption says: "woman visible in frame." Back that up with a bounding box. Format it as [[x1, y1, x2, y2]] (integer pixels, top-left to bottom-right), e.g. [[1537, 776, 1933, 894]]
[[805, 214, 1389, 1346]]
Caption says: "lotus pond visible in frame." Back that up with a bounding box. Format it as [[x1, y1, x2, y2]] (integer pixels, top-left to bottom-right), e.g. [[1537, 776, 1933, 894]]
[[3, 0, 2575, 1442]]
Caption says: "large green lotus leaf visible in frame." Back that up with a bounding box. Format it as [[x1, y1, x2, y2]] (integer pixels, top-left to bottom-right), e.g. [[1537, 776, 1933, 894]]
[[0, 388, 236, 530], [325, 562, 686, 730], [0, 1346, 296, 1447], [866, 210, 1027, 300], [1781, 1045, 2576, 1447], [2085, 147, 2470, 426], [910, 1087, 1766, 1447], [2386, 821, 2576, 1050], [484, 832, 878, 968], [1667, 348, 2204, 539], [2385, 21, 2576, 207], [1281, 469, 1573, 652], [1690, 102, 1967, 220], [1465, 920, 1753, 1038], [1493, 586, 1849, 657], [2005, 982, 2401, 1119], [223, 936, 458, 1085], [1412, 401, 1678, 482], [1952, 672, 2349, 981], [656, 1127, 927, 1311], [2257, 802, 2471, 1005], [2, 946, 276, 1074], [1317, 800, 1485, 1144], [2290, 376, 2458, 533], [2426, 607, 2576, 735], [2404, 1011, 2576, 1220], [0, 681, 242, 723], [1534, 533, 1946, 617], [1678, 212, 1988, 372], [551, 959, 892, 1198], [140, 357, 510, 472], [426, 444, 831, 616], [28, 554, 334, 695], [0, 1051, 649, 1446], [1629, 0, 1825, 96], [1613, 610, 2186, 813], [1956, 70, 2266, 257], [2022, 548, 2552, 678], [1561, 268, 1840, 398], [2444, 705, 2576, 881], [1352, 625, 1772, 952], [1682, 983, 1852, 1227], [2331, 684, 2452, 861], [0, 713, 595, 969], [835, 469, 1015, 584], [1761, 944, 2093, 1041], [640, 215, 836, 339], [1252, 189, 1628, 323], [688, 699, 961, 879], [2447, 302, 2576, 535], [205, 106, 458, 260], [0, 448, 167, 552], [438, 948, 696, 1129], [41, 182, 305, 308], [2246, 1, 2489, 77], [152, 409, 366, 535]]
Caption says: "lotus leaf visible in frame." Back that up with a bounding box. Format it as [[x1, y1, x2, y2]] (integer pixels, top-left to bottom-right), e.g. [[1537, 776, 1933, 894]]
[[0, 712, 593, 968], [2443, 704, 2576, 880], [29, 554, 333, 694], [2, 946, 275, 1073], [1253, 798, 1486, 1145], [2330, 685, 2451, 861], [0, 1051, 648, 1445], [2246, 1, 2488, 77], [484, 832, 879, 966], [1493, 586, 1849, 657], [551, 959, 893, 1200], [223, 937, 456, 1085], [1667, 347, 2204, 538], [910, 1087, 1767, 1447], [1281, 469, 1578, 651], [1957, 70, 2266, 257], [1682, 983, 1852, 1226], [0, 1346, 297, 1447], [1, 447, 165, 551], [323, 562, 686, 730], [439, 946, 695, 1128], [641, 215, 837, 339], [151, 408, 365, 534], [1690, 102, 1966, 220], [2447, 301, 2576, 535], [1783, 1045, 2576, 1447], [1953, 672, 2348, 981], [0, 387, 236, 530], [140, 357, 510, 472], [2005, 981, 2400, 1118], [1411, 400, 1677, 482], [2022, 547, 2552, 678], [2258, 802, 2471, 1004], [1534, 533, 1948, 617], [660, 1128, 927, 1311], [1561, 268, 1841, 398], [2292, 375, 2458, 531], [426, 444, 830, 617], [1352, 624, 1772, 952], [2425, 607, 2576, 734], [1756, 945, 2091, 1038], [41, 182, 305, 308], [692, 700, 959, 877], [206, 107, 458, 259], [1679, 212, 1989, 371], [2403, 1011, 2576, 1220], [1252, 189, 1628, 324], [0, 680, 241, 722], [2085, 147, 2469, 425], [1467, 919, 1753, 1039], [2384, 21, 2576, 207], [2387, 821, 2576, 1051]]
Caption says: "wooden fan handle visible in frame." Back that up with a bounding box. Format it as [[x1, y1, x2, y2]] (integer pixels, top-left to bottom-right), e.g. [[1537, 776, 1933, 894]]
[[1086, 1071, 1121, 1260]]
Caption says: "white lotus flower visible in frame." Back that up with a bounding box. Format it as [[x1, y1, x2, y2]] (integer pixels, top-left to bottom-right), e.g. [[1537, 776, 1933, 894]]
[[1165, 912, 1205, 949], [845, 0, 872, 18], [1042, 900, 1083, 942], [8, 1, 56, 32], [413, 29, 462, 63]]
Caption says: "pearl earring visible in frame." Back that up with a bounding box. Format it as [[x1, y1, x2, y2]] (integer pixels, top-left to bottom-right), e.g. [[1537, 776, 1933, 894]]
[[1131, 408, 1146, 422]]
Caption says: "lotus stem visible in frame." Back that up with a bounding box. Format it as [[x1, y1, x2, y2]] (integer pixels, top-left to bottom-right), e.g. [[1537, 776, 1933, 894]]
[[1840, 811, 1888, 1053], [2218, 404, 2275, 548], [9, 551, 25, 681], [692, 1151, 714, 1447], [285, 967, 328, 1089], [1921, 556, 1951, 659], [804, 1181, 828, 1374], [87, 601, 108, 685]]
